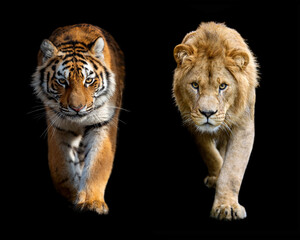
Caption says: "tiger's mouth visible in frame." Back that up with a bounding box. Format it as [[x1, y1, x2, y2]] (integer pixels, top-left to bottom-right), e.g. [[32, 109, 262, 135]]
[[58, 105, 94, 118]]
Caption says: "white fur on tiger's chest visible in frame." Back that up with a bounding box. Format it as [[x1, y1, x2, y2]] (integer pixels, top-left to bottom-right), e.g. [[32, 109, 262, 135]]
[[54, 119, 110, 190], [59, 134, 84, 187]]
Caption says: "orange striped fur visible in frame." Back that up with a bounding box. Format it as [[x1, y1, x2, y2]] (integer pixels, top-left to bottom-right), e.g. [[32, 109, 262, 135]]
[[32, 24, 125, 214]]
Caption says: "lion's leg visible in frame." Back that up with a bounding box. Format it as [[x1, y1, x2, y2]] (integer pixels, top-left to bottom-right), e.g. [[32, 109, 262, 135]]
[[211, 119, 254, 220], [195, 136, 223, 188], [217, 137, 228, 160], [76, 125, 116, 214]]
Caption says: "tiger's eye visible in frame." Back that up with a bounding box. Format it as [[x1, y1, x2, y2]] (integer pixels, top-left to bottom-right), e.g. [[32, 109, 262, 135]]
[[85, 78, 94, 84], [219, 83, 227, 90], [191, 82, 199, 89], [57, 78, 67, 85]]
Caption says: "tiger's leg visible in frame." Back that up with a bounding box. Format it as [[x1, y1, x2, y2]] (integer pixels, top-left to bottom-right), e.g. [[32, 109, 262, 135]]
[[211, 119, 254, 220], [76, 124, 117, 214], [47, 124, 82, 203], [195, 136, 223, 188]]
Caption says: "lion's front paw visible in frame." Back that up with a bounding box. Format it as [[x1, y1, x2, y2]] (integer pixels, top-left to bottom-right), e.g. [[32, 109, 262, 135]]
[[211, 203, 246, 220], [76, 191, 109, 215], [204, 176, 217, 188]]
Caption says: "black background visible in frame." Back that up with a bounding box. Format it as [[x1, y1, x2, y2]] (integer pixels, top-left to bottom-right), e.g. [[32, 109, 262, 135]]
[[4, 1, 299, 239]]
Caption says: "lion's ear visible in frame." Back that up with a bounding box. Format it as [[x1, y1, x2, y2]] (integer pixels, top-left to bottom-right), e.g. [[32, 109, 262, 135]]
[[228, 49, 249, 70], [174, 44, 195, 66]]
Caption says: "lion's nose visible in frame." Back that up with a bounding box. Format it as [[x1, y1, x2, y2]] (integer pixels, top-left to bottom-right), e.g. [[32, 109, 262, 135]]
[[199, 110, 218, 118]]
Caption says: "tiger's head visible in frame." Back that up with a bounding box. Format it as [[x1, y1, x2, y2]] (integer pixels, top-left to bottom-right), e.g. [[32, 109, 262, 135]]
[[32, 37, 115, 123]]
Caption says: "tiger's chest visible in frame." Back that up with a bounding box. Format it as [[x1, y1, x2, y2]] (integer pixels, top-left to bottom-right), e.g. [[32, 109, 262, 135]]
[[49, 113, 110, 188], [60, 134, 85, 183]]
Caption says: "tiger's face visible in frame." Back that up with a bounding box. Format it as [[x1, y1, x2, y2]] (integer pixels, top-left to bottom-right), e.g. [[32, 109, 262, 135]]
[[32, 38, 115, 123], [53, 59, 100, 117]]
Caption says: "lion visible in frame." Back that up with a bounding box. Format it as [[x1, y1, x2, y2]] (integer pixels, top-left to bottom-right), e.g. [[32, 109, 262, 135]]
[[173, 22, 259, 220]]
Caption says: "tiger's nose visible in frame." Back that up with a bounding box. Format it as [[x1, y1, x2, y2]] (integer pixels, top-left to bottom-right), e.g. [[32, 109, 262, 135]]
[[70, 104, 85, 112], [199, 110, 218, 118]]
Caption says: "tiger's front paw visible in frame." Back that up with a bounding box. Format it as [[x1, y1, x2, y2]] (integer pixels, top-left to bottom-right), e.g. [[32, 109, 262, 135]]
[[211, 203, 246, 220], [76, 191, 109, 215]]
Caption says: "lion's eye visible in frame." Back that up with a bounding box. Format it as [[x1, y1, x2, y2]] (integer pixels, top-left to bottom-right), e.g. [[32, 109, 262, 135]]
[[191, 82, 199, 89], [219, 83, 227, 90], [85, 78, 95, 85], [57, 78, 67, 86]]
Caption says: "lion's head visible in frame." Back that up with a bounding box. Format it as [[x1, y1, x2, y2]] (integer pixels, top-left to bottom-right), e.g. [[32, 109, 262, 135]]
[[173, 22, 258, 134]]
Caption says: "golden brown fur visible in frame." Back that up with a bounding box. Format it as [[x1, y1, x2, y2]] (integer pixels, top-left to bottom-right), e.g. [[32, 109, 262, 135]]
[[32, 24, 125, 214], [173, 22, 258, 220]]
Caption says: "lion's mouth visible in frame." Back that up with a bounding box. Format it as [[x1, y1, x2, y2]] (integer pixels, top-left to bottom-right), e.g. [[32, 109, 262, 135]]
[[202, 121, 217, 128], [192, 118, 221, 133], [189, 114, 223, 133], [204, 119, 214, 125]]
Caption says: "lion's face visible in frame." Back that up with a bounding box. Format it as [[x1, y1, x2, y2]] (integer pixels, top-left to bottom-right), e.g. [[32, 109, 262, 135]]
[[173, 23, 259, 134], [174, 58, 238, 134]]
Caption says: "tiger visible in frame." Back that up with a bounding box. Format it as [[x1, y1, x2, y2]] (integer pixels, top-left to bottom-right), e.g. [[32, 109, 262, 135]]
[[32, 23, 125, 214]]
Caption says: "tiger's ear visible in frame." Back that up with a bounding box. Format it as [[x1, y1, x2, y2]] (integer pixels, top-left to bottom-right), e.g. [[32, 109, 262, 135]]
[[90, 37, 105, 59], [40, 39, 57, 63], [229, 49, 249, 70], [174, 44, 195, 66]]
